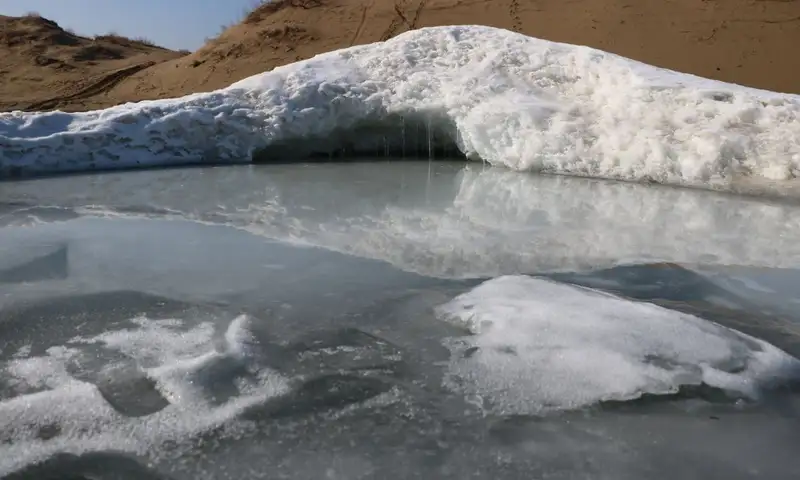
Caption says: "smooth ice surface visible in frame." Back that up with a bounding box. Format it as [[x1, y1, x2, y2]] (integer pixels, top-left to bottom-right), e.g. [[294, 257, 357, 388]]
[[5, 163, 800, 279], [436, 275, 800, 414], [2, 26, 800, 190]]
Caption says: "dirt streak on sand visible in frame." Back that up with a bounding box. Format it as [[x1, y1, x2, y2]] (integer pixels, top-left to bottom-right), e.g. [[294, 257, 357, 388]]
[[2, 0, 800, 112]]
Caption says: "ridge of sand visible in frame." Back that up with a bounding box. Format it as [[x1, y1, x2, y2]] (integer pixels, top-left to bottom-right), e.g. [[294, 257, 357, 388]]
[[3, 0, 800, 112], [0, 13, 183, 111]]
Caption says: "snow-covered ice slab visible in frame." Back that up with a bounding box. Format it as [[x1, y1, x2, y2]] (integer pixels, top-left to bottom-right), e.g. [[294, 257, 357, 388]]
[[2, 26, 799, 189], [436, 275, 800, 415], [0, 313, 290, 476]]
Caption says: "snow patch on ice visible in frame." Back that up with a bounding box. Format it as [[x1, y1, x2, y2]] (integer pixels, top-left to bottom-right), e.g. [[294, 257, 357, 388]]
[[436, 275, 800, 414], [0, 314, 289, 477], [2, 26, 799, 190]]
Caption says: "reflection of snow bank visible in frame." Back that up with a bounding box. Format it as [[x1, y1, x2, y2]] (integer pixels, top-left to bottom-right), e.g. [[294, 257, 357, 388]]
[[219, 166, 800, 276], [0, 314, 288, 477], [436, 275, 800, 414], [3, 26, 799, 188], [6, 162, 800, 278]]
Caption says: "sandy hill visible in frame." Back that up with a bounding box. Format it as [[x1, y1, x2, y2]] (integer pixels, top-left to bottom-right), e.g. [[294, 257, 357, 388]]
[[3, 0, 800, 112], [0, 13, 182, 111]]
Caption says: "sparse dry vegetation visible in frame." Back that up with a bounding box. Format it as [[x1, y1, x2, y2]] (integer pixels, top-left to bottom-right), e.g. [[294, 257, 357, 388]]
[[132, 36, 158, 47], [204, 0, 322, 46], [93, 32, 164, 49], [244, 0, 323, 24]]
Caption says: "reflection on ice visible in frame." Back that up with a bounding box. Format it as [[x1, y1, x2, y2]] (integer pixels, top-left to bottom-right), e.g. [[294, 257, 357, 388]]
[[5, 162, 798, 277]]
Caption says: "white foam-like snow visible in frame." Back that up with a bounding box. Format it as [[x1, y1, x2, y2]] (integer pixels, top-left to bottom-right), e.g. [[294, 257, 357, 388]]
[[0, 313, 289, 476], [2, 26, 799, 189], [436, 275, 800, 415]]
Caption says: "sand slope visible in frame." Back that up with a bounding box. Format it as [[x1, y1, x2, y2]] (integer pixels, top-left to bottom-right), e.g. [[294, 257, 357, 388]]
[[3, 0, 800, 111], [0, 14, 182, 112]]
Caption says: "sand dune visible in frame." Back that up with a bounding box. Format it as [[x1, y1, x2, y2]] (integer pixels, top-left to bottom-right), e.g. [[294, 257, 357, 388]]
[[0, 13, 182, 111], [2, 0, 800, 111]]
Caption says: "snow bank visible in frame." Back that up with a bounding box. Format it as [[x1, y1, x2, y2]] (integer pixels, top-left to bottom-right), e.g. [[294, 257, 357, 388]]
[[436, 275, 800, 414], [2, 26, 799, 189]]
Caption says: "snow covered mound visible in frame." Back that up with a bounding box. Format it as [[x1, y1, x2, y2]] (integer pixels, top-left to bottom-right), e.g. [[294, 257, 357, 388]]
[[2, 25, 799, 188], [436, 275, 800, 414]]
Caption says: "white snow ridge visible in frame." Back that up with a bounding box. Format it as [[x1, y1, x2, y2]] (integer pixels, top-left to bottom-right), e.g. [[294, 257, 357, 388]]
[[2, 25, 800, 189]]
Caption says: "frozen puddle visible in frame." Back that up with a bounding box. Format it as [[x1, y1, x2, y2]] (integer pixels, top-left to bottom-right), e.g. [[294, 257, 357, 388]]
[[437, 275, 800, 415]]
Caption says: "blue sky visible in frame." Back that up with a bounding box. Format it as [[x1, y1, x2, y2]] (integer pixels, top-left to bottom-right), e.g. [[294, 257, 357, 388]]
[[0, 0, 260, 50]]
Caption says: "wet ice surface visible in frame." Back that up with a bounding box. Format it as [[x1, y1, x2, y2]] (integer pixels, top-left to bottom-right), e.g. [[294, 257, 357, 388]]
[[5, 161, 800, 276], [1, 162, 800, 479]]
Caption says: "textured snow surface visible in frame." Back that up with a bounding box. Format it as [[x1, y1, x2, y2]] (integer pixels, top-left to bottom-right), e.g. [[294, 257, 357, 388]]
[[436, 275, 800, 415], [2, 26, 799, 188], [0, 314, 290, 476]]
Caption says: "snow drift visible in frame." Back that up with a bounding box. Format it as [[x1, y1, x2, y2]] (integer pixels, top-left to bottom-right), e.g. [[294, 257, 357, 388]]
[[1, 26, 799, 190]]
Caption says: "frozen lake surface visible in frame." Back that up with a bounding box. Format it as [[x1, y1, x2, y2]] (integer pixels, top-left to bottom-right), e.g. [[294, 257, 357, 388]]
[[1, 161, 799, 479]]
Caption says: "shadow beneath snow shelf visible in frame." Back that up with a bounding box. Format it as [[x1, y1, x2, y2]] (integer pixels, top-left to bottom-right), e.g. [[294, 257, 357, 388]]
[[250, 113, 473, 164]]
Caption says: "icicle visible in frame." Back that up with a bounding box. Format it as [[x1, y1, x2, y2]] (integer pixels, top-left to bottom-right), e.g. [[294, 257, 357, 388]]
[[416, 120, 421, 158], [426, 115, 433, 203], [401, 115, 406, 160], [427, 115, 433, 161]]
